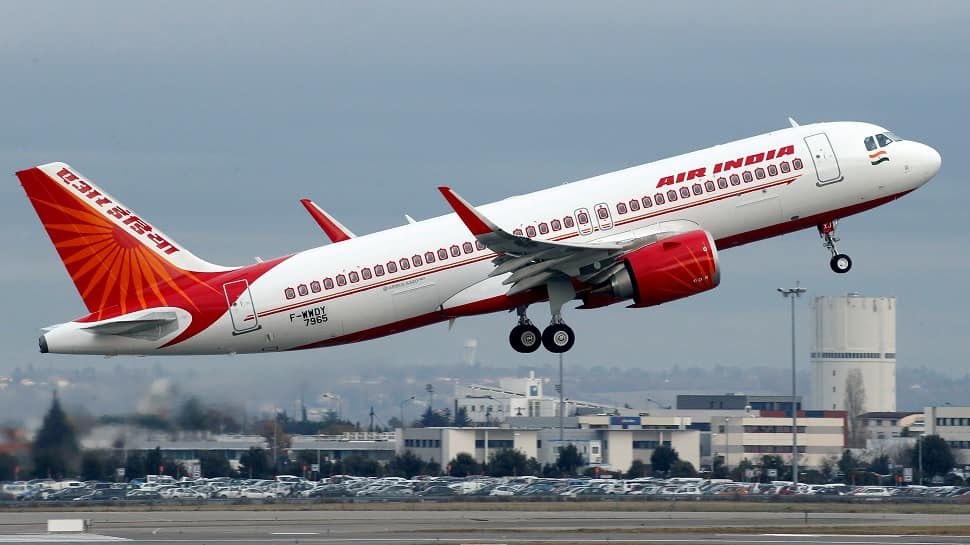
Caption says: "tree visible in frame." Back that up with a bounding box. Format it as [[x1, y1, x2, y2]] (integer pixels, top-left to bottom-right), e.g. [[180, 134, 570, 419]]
[[386, 450, 425, 478], [31, 392, 80, 478], [868, 453, 891, 475], [447, 452, 481, 477], [0, 453, 21, 481], [731, 458, 755, 482], [838, 450, 859, 481], [711, 456, 729, 479], [626, 459, 647, 479], [844, 369, 868, 448], [177, 397, 209, 431], [453, 407, 471, 427], [239, 447, 273, 479], [650, 445, 679, 475], [487, 448, 529, 477], [80, 450, 122, 481], [669, 460, 697, 477], [556, 444, 585, 475], [340, 454, 381, 476], [198, 450, 233, 478], [419, 407, 451, 427], [760, 454, 787, 481], [912, 434, 955, 479]]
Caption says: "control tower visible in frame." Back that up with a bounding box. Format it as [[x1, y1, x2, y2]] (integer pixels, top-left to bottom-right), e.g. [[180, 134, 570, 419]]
[[810, 294, 896, 412]]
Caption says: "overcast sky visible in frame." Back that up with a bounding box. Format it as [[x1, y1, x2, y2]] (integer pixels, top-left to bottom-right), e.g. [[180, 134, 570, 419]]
[[2, 2, 968, 394]]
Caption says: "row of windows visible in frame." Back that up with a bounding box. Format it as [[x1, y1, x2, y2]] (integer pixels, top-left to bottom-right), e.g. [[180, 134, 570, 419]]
[[632, 440, 672, 449], [613, 159, 803, 217], [948, 441, 970, 450], [283, 241, 487, 300], [812, 352, 890, 359], [741, 445, 807, 454], [743, 425, 807, 434], [474, 439, 514, 448], [404, 439, 442, 448], [936, 418, 970, 427]]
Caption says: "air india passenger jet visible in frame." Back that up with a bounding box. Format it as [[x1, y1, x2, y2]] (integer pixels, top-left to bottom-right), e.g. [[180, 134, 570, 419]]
[[16, 120, 940, 356]]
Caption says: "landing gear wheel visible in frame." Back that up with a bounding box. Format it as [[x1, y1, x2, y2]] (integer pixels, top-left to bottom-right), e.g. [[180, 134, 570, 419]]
[[542, 323, 575, 353], [830, 253, 852, 274], [509, 324, 542, 353]]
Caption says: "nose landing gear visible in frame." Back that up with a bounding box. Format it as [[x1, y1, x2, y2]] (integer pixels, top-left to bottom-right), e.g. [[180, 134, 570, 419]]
[[818, 221, 852, 274]]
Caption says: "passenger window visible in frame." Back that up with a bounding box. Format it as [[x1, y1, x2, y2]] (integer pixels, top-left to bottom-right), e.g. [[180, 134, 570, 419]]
[[424, 251, 435, 264], [705, 180, 715, 192], [642, 196, 652, 208], [373, 265, 384, 277], [386, 261, 398, 274], [793, 158, 804, 169], [577, 211, 589, 224], [310, 281, 321, 293], [767, 164, 778, 176], [284, 287, 296, 300], [463, 242, 474, 254], [336, 274, 347, 286], [692, 183, 703, 195], [616, 202, 627, 215], [411, 255, 422, 267], [654, 193, 665, 205], [525, 226, 536, 237], [876, 133, 893, 147], [742, 171, 753, 183], [563, 216, 575, 228], [361, 268, 372, 280], [513, 228, 523, 236], [551, 219, 562, 231], [538, 222, 549, 234], [717, 177, 728, 189], [730, 174, 741, 186], [755, 168, 765, 179], [780, 161, 791, 173], [323, 277, 334, 289], [348, 271, 359, 283], [476, 241, 486, 250], [451, 245, 461, 257], [438, 248, 448, 260], [298, 284, 308, 296], [666, 190, 677, 202], [864, 136, 877, 151], [629, 199, 640, 211], [399, 258, 410, 270], [680, 187, 691, 198]]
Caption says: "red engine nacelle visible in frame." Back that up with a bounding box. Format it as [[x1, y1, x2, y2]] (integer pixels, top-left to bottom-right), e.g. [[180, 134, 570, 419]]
[[603, 229, 720, 308]]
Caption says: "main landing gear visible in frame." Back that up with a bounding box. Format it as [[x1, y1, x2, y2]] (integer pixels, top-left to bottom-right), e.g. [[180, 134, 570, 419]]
[[509, 278, 577, 354], [818, 221, 852, 274]]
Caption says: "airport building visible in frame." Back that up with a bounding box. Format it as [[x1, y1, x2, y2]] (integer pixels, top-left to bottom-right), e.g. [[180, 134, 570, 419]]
[[677, 394, 801, 413], [710, 410, 847, 469], [924, 405, 970, 465], [454, 371, 610, 423], [810, 294, 897, 412]]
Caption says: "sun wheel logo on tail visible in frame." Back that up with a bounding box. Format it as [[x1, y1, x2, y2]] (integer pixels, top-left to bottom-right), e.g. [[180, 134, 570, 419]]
[[586, 230, 721, 308]]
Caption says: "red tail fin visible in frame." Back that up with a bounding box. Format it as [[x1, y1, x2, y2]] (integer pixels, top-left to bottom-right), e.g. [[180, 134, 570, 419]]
[[16, 163, 232, 319]]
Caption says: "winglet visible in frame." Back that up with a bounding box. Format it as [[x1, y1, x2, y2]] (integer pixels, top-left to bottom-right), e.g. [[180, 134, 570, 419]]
[[300, 199, 356, 243], [437, 186, 498, 236]]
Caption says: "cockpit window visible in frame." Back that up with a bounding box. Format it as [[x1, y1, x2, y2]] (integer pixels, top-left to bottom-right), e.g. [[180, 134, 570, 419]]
[[864, 136, 877, 151], [875, 133, 893, 147]]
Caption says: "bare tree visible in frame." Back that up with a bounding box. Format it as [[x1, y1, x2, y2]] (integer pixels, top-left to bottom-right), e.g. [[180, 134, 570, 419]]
[[844, 369, 868, 448]]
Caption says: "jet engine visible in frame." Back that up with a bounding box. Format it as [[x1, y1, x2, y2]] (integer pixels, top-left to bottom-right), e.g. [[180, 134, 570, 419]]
[[593, 229, 721, 308]]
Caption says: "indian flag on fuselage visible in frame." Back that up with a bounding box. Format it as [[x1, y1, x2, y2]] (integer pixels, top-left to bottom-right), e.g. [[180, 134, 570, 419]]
[[869, 150, 890, 165]]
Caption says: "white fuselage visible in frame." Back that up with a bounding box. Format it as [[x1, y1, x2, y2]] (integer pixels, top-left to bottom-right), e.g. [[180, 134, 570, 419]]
[[41, 121, 940, 355]]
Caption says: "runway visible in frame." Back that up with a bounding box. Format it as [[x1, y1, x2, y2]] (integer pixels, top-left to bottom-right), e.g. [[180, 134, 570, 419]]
[[1, 509, 969, 544]]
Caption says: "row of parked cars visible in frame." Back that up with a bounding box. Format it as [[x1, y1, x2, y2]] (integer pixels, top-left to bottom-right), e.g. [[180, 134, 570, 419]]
[[4, 475, 970, 502]]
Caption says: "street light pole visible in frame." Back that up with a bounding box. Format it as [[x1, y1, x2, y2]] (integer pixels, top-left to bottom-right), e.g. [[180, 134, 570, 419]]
[[778, 281, 806, 489], [559, 353, 565, 442], [399, 396, 416, 428]]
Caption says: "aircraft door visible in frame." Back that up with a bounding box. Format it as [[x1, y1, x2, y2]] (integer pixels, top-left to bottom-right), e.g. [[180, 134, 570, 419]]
[[223, 280, 261, 335], [804, 133, 844, 185]]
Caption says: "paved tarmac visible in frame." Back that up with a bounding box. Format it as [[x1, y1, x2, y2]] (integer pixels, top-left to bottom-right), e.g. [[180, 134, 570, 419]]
[[1, 509, 969, 544]]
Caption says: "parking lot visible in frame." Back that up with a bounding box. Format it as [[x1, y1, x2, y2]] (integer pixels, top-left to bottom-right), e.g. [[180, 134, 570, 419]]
[[4, 475, 970, 506]]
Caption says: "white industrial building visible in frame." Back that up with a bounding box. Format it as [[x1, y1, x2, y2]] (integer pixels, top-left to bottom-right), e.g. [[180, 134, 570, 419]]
[[810, 294, 896, 412], [454, 371, 612, 423], [924, 405, 970, 466]]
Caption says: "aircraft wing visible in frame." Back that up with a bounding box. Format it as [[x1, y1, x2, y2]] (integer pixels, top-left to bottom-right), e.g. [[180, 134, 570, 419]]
[[438, 187, 694, 294]]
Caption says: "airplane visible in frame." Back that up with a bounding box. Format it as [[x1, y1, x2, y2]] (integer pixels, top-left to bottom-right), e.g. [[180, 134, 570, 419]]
[[16, 120, 940, 356]]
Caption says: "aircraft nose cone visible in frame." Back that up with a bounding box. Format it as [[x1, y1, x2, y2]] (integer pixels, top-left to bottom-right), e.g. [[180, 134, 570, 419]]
[[916, 142, 942, 179]]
